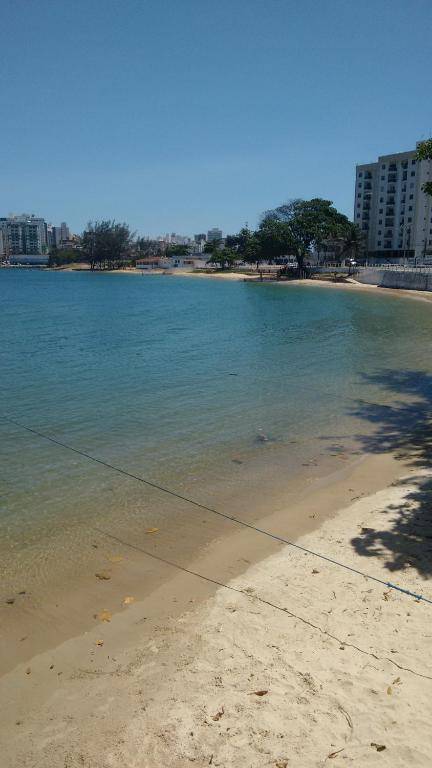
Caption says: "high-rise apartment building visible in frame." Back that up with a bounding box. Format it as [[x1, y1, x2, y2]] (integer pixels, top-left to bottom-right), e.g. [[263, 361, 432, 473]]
[[0, 214, 48, 257], [207, 227, 223, 243], [355, 142, 432, 261]]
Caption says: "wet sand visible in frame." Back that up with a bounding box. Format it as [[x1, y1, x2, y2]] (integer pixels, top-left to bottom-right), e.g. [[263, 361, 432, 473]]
[[3, 448, 430, 766]]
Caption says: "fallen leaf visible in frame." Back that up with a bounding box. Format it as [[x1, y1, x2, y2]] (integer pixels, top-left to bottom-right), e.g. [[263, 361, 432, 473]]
[[107, 555, 123, 564], [6, 598, 15, 605], [361, 527, 374, 534], [95, 571, 111, 580], [146, 527, 159, 534], [392, 677, 401, 685], [275, 762, 288, 767], [312, 569, 319, 575], [96, 640, 104, 647], [387, 686, 392, 695], [371, 743, 386, 752], [328, 748, 344, 759], [249, 690, 268, 697], [211, 707, 224, 721], [25, 667, 31, 675], [95, 609, 112, 622], [122, 596, 135, 606]]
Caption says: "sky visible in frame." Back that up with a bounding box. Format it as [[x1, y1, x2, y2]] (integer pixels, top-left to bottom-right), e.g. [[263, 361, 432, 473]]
[[1, 0, 431, 237]]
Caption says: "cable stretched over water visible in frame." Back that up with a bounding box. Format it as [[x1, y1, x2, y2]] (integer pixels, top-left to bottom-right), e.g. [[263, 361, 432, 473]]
[[2, 413, 432, 606]]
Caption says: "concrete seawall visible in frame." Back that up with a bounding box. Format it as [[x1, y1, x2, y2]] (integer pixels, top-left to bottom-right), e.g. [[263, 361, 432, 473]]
[[356, 268, 432, 292]]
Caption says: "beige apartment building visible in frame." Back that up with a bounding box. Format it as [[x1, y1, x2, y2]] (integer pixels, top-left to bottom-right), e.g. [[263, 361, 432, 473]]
[[355, 142, 432, 262]]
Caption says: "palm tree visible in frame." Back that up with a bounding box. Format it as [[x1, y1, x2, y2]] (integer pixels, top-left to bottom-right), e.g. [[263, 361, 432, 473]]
[[340, 224, 364, 270]]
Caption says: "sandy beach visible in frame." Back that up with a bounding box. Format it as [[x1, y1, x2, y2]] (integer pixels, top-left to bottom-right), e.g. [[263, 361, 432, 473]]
[[2, 444, 432, 767]]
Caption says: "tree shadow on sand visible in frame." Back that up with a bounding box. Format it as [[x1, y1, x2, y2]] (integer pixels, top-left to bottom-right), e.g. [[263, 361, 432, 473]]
[[350, 370, 432, 578]]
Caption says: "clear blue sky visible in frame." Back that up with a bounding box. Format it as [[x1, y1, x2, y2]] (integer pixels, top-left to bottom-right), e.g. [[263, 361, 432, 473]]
[[1, 0, 431, 236]]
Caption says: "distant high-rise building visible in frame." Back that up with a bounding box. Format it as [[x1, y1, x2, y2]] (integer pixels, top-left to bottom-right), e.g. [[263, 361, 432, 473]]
[[194, 233, 207, 243], [0, 214, 47, 256], [207, 227, 223, 243], [355, 141, 432, 261]]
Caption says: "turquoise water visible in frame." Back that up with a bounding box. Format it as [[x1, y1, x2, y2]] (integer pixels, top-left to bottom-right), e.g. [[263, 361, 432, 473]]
[[2, 270, 432, 594]]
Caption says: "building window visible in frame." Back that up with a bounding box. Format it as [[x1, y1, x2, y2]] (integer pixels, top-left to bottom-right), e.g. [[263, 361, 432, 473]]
[[377, 241, 382, 246], [379, 208, 383, 213], [412, 159, 416, 164], [411, 171, 415, 176], [410, 194, 414, 199], [356, 214, 360, 219], [380, 197, 384, 203], [381, 176, 385, 180], [408, 217, 412, 222], [378, 230, 382, 235], [381, 164, 385, 169], [358, 172, 363, 177], [379, 219, 382, 224]]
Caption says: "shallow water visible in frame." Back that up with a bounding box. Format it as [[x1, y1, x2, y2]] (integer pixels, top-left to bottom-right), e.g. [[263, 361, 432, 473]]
[[1, 270, 432, 596]]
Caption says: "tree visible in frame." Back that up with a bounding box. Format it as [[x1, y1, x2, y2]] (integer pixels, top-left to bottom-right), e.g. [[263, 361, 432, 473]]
[[204, 238, 223, 253], [256, 218, 293, 264], [207, 248, 236, 270], [136, 237, 163, 259], [339, 222, 365, 264], [48, 247, 82, 268], [235, 227, 264, 267], [416, 139, 432, 197], [263, 198, 352, 276], [165, 244, 190, 258], [81, 220, 134, 270]]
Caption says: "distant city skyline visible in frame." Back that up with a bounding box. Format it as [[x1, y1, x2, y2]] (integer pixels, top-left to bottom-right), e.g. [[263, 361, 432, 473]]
[[1, 1, 431, 237]]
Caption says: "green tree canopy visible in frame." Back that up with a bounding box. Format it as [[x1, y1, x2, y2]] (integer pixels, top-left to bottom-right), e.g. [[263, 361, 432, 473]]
[[207, 247, 236, 270], [416, 139, 432, 197], [262, 198, 352, 273], [165, 244, 190, 257], [81, 220, 134, 270]]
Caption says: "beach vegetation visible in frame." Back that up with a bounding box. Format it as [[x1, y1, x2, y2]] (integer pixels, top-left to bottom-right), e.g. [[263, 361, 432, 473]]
[[261, 198, 353, 276], [48, 248, 83, 268], [207, 247, 237, 270], [81, 220, 135, 270]]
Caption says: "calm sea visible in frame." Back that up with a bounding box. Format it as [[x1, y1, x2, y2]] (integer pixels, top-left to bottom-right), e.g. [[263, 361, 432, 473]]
[[1, 270, 432, 597]]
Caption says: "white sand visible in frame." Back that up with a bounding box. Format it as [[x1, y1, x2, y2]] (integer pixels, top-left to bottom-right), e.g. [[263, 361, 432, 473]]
[[3, 465, 432, 767]]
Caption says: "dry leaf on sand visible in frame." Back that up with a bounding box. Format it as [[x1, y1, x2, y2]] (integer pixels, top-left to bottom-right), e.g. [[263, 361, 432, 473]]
[[95, 640, 104, 647], [95, 571, 111, 580], [249, 690, 268, 697], [371, 743, 386, 752], [122, 596, 135, 606], [146, 527, 159, 534], [211, 707, 224, 721], [328, 748, 344, 758], [106, 555, 123, 564], [95, 609, 112, 622]]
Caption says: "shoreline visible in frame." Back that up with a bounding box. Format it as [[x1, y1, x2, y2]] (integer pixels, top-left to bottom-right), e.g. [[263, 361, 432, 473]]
[[3, 447, 431, 766], [10, 265, 432, 301]]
